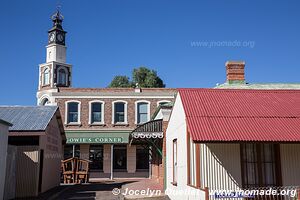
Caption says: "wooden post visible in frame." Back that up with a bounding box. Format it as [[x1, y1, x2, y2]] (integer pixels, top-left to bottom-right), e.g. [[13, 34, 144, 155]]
[[205, 187, 209, 200], [110, 144, 114, 180]]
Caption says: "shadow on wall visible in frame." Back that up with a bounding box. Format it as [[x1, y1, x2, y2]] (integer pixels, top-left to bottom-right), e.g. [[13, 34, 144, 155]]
[[204, 143, 243, 189], [4, 146, 40, 199], [4, 145, 17, 200]]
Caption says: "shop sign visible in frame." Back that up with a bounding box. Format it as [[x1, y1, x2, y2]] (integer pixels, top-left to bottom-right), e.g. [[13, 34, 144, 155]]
[[67, 137, 124, 144]]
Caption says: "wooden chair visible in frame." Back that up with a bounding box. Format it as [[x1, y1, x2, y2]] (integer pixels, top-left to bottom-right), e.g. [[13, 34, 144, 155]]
[[75, 159, 90, 184], [61, 157, 77, 184]]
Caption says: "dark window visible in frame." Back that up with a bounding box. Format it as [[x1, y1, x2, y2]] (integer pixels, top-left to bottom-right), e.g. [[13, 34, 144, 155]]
[[136, 146, 149, 170], [64, 145, 80, 159], [113, 145, 127, 171], [91, 102, 102, 123], [8, 136, 39, 146], [173, 139, 178, 184], [241, 143, 280, 188], [114, 102, 125, 123], [58, 68, 67, 85], [41, 98, 49, 106], [159, 101, 169, 106], [68, 102, 79, 123], [137, 102, 148, 124], [89, 145, 103, 170]]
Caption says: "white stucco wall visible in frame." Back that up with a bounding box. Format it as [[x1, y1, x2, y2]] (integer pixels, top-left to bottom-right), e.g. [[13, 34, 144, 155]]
[[46, 44, 66, 63], [166, 94, 206, 200], [0, 123, 9, 200]]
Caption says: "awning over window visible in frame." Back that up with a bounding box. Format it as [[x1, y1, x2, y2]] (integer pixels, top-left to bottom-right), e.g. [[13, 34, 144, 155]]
[[66, 131, 130, 144], [130, 119, 163, 156]]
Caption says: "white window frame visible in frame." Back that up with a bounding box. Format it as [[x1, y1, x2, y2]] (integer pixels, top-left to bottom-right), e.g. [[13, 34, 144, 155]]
[[112, 100, 128, 124], [157, 100, 171, 107], [65, 100, 81, 125], [135, 100, 151, 124], [173, 139, 178, 185], [189, 137, 197, 186], [88, 100, 105, 125], [57, 66, 68, 86], [43, 67, 50, 86]]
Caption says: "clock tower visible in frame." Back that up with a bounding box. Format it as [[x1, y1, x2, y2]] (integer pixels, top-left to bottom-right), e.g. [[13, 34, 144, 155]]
[[37, 9, 72, 106], [47, 10, 67, 63]]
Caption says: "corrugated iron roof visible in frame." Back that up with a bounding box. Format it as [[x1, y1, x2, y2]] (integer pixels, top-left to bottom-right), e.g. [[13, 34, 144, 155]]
[[178, 89, 300, 142], [0, 118, 12, 126], [0, 106, 58, 131], [215, 83, 300, 89]]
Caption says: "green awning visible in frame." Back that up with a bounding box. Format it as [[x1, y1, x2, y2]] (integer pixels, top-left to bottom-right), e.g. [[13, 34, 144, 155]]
[[65, 130, 130, 144]]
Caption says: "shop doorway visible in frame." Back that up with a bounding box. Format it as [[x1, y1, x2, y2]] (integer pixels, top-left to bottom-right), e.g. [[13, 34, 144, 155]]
[[89, 145, 103, 171], [136, 145, 149, 170], [113, 145, 127, 171]]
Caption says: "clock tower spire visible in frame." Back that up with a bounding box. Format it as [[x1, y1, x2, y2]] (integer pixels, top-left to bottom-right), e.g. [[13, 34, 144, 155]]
[[37, 8, 72, 106], [47, 9, 67, 63], [48, 9, 66, 46]]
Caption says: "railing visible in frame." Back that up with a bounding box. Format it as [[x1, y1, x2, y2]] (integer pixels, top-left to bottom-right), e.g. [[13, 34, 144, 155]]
[[208, 186, 300, 200], [131, 119, 163, 139], [133, 119, 163, 133]]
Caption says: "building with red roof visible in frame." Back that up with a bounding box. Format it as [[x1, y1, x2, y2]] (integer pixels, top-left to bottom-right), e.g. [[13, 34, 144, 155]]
[[166, 88, 300, 200]]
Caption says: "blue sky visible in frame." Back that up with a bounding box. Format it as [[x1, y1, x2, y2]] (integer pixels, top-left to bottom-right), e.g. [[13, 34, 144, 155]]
[[0, 0, 299, 105]]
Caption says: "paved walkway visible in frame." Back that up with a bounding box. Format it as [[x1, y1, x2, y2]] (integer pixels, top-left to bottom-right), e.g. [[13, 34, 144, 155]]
[[34, 179, 167, 200]]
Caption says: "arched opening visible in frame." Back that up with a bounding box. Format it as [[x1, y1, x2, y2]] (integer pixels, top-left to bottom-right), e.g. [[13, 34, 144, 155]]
[[41, 98, 50, 106], [43, 68, 50, 85], [58, 68, 67, 85]]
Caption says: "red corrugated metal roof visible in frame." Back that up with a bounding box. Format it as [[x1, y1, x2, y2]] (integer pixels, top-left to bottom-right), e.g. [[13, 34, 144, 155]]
[[178, 89, 300, 142]]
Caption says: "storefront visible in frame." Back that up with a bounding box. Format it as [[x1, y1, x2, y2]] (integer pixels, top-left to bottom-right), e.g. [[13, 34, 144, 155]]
[[64, 130, 150, 179]]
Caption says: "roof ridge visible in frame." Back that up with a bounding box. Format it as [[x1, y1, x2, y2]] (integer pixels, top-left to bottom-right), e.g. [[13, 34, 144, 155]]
[[0, 105, 58, 108], [186, 116, 300, 118], [178, 88, 300, 92]]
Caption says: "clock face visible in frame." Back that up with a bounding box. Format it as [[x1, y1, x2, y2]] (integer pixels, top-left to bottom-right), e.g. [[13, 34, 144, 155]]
[[49, 33, 55, 42], [57, 33, 64, 42]]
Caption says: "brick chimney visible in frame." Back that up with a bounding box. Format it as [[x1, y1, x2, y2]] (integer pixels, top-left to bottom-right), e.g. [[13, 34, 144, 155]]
[[226, 61, 245, 84]]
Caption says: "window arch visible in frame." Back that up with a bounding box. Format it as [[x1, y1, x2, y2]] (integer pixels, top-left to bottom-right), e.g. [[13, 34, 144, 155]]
[[65, 101, 81, 124], [89, 100, 105, 124], [135, 100, 150, 124], [112, 100, 128, 124], [41, 98, 50, 106], [43, 68, 50, 85], [57, 67, 68, 86]]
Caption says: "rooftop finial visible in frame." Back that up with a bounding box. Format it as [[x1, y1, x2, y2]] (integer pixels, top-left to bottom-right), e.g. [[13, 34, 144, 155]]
[[51, 6, 64, 29]]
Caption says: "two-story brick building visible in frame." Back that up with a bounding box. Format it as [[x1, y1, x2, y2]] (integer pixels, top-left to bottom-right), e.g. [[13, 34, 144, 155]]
[[36, 10, 176, 179]]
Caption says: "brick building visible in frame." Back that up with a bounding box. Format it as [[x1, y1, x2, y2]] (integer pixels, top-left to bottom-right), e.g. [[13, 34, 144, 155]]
[[36, 10, 176, 179]]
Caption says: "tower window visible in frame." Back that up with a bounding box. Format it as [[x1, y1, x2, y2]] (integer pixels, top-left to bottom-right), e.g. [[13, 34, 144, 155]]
[[90, 102, 103, 124], [41, 98, 50, 106], [58, 68, 67, 85], [136, 102, 149, 124], [67, 102, 80, 123], [43, 68, 50, 85]]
